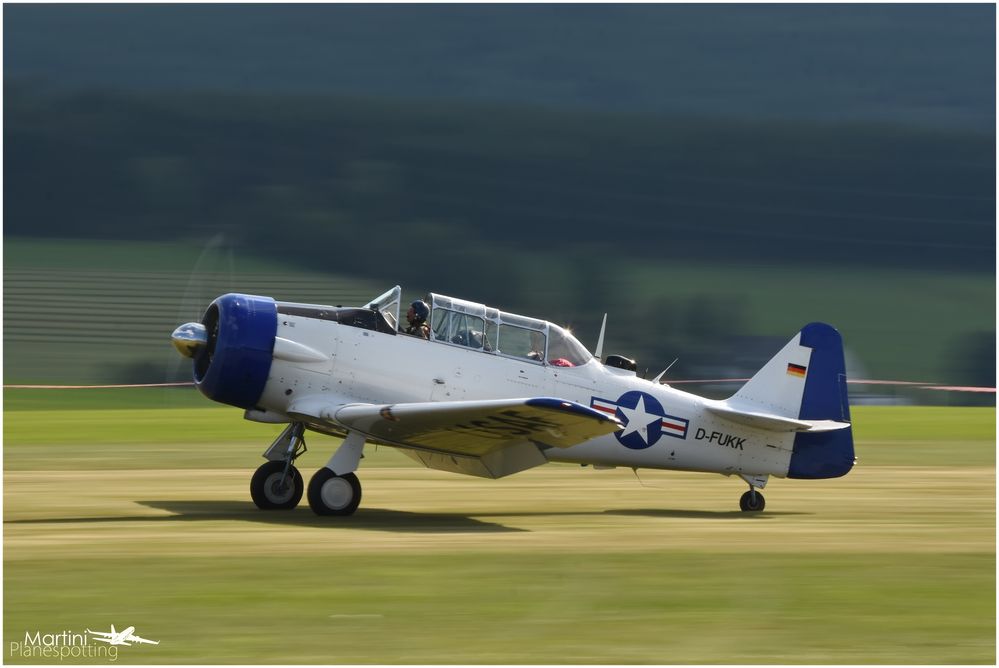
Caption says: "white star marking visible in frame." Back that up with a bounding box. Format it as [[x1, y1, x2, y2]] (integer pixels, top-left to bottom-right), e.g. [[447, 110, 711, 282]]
[[617, 396, 662, 444]]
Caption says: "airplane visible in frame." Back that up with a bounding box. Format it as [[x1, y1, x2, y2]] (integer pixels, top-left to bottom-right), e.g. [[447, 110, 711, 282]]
[[170, 286, 854, 516], [87, 625, 159, 646]]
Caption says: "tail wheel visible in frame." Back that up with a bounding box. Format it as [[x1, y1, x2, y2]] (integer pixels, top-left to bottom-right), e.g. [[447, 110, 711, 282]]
[[739, 490, 766, 512], [250, 461, 304, 510], [308, 468, 362, 516]]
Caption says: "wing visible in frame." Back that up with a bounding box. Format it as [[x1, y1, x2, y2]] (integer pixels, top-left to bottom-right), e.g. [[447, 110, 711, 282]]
[[333, 397, 622, 454], [290, 396, 622, 478], [127, 635, 159, 645]]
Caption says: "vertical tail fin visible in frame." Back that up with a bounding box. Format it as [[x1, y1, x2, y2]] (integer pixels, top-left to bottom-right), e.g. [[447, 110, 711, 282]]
[[732, 323, 854, 479]]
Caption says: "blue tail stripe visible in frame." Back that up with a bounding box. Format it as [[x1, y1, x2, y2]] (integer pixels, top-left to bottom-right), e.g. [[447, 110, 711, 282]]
[[789, 428, 855, 479], [789, 322, 855, 479], [798, 322, 850, 422]]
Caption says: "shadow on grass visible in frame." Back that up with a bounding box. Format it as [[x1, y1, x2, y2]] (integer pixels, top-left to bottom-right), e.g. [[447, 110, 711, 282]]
[[604, 508, 807, 520], [460, 508, 804, 520], [6, 502, 806, 531], [6, 500, 526, 533]]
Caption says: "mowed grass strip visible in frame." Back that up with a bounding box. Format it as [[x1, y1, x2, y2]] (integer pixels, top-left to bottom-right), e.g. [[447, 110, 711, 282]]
[[4, 466, 994, 557], [3, 405, 995, 663]]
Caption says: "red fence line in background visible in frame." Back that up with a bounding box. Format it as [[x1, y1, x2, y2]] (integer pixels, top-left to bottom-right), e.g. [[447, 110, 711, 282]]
[[921, 386, 997, 393], [3, 380, 995, 392], [665, 379, 994, 391]]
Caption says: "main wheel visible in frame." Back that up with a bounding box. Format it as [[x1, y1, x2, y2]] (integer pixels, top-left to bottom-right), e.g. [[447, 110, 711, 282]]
[[308, 468, 362, 516], [739, 490, 766, 512], [250, 461, 304, 510]]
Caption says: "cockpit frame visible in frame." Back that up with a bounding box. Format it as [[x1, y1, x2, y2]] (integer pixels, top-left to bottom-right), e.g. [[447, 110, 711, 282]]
[[425, 292, 593, 368]]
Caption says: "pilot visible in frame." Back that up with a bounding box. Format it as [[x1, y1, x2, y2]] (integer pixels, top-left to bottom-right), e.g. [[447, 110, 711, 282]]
[[403, 300, 430, 339], [526, 330, 545, 361]]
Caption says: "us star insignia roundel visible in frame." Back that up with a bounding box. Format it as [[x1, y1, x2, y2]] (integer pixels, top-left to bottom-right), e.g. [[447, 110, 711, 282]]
[[590, 391, 689, 450]]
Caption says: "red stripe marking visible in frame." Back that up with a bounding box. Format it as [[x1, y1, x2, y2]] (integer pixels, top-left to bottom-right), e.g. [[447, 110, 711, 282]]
[[665, 378, 751, 384]]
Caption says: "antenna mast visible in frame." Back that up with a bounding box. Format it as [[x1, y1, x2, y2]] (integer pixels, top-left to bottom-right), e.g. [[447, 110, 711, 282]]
[[594, 313, 608, 360]]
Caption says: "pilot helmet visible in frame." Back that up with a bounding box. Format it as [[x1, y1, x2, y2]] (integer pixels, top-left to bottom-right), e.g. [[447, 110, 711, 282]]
[[410, 300, 430, 323]]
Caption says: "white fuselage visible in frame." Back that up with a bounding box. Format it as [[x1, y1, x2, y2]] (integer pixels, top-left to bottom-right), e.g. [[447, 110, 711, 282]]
[[255, 313, 794, 479]]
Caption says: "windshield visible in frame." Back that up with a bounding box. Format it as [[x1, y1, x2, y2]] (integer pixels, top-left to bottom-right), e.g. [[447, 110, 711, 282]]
[[364, 286, 402, 331], [546, 324, 593, 367]]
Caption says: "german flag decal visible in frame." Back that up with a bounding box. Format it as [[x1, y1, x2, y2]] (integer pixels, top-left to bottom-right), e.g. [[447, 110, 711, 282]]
[[787, 363, 807, 378]]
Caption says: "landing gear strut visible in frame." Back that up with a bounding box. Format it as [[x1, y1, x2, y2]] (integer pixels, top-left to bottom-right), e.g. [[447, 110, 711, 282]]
[[251, 425, 366, 516], [251, 423, 307, 510], [739, 488, 766, 512]]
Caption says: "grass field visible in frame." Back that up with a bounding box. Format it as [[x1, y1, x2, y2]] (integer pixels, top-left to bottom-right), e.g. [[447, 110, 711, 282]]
[[3, 398, 995, 663]]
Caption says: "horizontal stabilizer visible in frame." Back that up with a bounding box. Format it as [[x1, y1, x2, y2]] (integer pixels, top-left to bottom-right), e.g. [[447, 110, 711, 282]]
[[706, 402, 850, 433]]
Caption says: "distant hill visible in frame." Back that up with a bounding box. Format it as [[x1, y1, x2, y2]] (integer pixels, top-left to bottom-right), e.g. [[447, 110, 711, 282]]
[[5, 86, 994, 285]]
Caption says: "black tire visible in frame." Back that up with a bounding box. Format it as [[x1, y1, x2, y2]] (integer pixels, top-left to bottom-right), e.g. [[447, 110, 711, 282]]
[[739, 490, 766, 512], [250, 461, 304, 510], [308, 468, 362, 516]]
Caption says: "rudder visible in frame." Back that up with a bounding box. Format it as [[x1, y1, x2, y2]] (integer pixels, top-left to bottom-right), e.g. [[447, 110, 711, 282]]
[[788, 322, 854, 478], [731, 322, 854, 479]]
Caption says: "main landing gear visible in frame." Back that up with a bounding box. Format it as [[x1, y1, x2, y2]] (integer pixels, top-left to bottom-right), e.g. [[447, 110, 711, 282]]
[[737, 474, 767, 512], [307, 469, 362, 516], [251, 423, 366, 516], [250, 460, 304, 509]]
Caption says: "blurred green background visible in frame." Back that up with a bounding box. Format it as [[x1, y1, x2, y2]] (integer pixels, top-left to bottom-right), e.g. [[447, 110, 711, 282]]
[[3, 4, 995, 401]]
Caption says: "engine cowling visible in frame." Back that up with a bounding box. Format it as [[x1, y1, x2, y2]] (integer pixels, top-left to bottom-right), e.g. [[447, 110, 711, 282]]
[[181, 293, 278, 409]]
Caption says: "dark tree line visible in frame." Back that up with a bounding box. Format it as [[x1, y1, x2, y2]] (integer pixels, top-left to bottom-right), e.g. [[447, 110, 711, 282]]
[[6, 84, 994, 288]]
